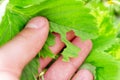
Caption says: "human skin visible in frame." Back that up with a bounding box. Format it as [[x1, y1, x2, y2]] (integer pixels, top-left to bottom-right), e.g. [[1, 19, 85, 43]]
[[0, 17, 93, 80]]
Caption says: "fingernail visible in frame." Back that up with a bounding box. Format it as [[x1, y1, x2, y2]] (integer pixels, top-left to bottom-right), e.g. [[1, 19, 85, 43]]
[[26, 17, 48, 29]]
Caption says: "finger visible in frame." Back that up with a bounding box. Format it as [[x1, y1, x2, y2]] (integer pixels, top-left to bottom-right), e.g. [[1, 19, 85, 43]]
[[39, 31, 75, 72], [44, 37, 92, 80], [72, 69, 93, 80], [0, 17, 49, 77]]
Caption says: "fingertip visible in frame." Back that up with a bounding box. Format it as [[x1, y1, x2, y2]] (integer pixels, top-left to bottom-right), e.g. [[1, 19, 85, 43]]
[[72, 69, 94, 80], [72, 37, 92, 50], [84, 40, 93, 50], [26, 16, 49, 29]]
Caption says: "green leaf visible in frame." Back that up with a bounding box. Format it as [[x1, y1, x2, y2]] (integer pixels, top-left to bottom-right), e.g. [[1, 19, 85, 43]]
[[107, 39, 120, 60], [84, 2, 120, 80], [20, 58, 39, 80], [37, 1, 98, 40], [0, 9, 28, 46], [86, 51, 120, 80], [39, 32, 55, 58], [92, 16, 117, 51], [50, 22, 81, 61]]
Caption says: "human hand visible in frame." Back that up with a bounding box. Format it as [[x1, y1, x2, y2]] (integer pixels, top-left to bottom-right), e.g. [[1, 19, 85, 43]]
[[0, 17, 93, 80]]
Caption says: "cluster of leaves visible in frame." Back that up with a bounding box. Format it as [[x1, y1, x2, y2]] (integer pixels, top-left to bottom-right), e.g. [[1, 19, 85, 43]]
[[0, 0, 120, 80], [82, 0, 120, 80]]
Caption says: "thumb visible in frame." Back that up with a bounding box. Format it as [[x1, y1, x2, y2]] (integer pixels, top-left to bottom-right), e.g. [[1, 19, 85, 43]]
[[0, 17, 49, 76]]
